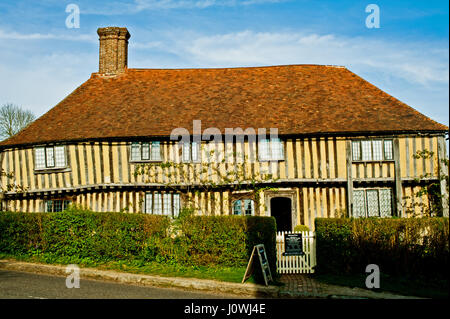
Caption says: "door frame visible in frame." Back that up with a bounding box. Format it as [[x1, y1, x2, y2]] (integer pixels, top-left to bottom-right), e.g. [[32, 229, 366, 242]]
[[265, 188, 298, 231]]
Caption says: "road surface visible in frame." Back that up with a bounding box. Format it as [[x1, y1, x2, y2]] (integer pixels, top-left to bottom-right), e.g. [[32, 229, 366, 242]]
[[0, 269, 243, 299]]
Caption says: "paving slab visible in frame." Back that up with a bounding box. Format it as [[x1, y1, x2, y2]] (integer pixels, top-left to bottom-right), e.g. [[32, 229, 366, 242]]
[[279, 274, 423, 299]]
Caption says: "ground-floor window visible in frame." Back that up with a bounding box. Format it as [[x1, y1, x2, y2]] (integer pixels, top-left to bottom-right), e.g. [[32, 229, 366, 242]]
[[353, 188, 393, 217], [45, 200, 71, 212], [233, 199, 255, 216], [144, 192, 180, 217]]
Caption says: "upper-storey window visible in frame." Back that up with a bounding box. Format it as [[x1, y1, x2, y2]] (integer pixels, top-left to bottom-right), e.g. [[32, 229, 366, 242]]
[[352, 139, 393, 161], [258, 138, 284, 161], [182, 141, 200, 162], [35, 145, 66, 170], [131, 142, 161, 161]]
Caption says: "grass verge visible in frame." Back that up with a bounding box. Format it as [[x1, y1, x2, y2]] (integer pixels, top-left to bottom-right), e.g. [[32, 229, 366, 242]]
[[0, 253, 285, 286]]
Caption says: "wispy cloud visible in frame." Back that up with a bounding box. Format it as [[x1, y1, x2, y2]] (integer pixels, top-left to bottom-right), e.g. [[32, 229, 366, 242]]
[[136, 30, 448, 87], [0, 29, 96, 42], [130, 29, 448, 126], [134, 0, 285, 10], [78, 0, 286, 15]]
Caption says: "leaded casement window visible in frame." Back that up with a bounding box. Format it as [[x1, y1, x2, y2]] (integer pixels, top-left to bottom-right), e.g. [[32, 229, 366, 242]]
[[130, 142, 161, 162], [35, 145, 66, 170], [45, 200, 71, 212], [258, 138, 284, 161], [383, 140, 393, 160], [144, 192, 180, 217], [352, 139, 393, 161], [352, 188, 393, 217], [181, 141, 200, 162], [233, 199, 255, 216]]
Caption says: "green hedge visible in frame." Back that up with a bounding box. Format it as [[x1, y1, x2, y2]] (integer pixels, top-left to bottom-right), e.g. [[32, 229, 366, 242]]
[[315, 217, 449, 281], [0, 210, 277, 282], [177, 215, 277, 280], [0, 210, 169, 261], [293, 224, 310, 232]]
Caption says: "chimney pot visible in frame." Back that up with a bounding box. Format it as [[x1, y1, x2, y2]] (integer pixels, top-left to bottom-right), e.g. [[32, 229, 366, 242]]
[[97, 27, 130, 75]]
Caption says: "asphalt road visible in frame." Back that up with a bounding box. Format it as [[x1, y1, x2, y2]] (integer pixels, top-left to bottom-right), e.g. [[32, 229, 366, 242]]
[[0, 269, 242, 299]]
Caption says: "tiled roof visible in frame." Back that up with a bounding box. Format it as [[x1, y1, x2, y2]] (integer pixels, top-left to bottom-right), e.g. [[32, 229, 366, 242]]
[[1, 65, 447, 147]]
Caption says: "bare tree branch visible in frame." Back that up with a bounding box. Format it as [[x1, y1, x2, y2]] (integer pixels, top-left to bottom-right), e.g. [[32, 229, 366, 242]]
[[0, 103, 36, 140]]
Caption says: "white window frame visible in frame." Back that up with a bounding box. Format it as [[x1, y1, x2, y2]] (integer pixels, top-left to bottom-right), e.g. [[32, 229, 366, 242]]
[[258, 138, 285, 161], [352, 139, 394, 162], [130, 142, 162, 162], [144, 192, 180, 217], [34, 145, 67, 170], [181, 141, 200, 163], [383, 140, 393, 160], [233, 199, 255, 216]]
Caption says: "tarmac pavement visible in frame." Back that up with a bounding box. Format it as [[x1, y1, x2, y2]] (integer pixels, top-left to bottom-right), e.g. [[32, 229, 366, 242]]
[[0, 259, 422, 299]]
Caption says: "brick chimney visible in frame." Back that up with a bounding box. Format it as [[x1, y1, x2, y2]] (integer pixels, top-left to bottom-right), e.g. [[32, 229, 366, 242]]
[[97, 27, 131, 75]]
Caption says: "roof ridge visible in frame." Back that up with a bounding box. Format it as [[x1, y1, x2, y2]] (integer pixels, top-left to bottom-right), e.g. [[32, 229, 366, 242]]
[[126, 64, 347, 71]]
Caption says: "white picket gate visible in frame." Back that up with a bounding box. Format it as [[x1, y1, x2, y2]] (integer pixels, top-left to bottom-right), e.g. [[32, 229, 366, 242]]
[[276, 231, 316, 274]]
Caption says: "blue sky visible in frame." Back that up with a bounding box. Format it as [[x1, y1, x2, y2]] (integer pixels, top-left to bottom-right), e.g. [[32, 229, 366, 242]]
[[0, 0, 448, 128]]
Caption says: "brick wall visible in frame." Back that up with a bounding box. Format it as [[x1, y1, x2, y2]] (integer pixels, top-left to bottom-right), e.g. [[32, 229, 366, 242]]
[[97, 27, 130, 75]]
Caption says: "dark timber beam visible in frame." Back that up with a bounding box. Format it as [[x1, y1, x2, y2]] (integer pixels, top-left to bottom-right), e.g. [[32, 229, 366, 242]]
[[346, 140, 353, 217], [393, 138, 403, 217]]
